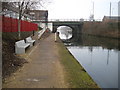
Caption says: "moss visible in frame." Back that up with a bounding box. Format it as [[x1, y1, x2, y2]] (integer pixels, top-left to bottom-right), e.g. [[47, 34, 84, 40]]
[[58, 39, 100, 88]]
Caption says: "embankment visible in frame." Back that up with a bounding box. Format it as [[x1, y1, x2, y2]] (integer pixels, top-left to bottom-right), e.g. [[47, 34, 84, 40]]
[[2, 29, 50, 82], [57, 38, 99, 88], [2, 31, 34, 81], [2, 30, 39, 81], [82, 21, 119, 39]]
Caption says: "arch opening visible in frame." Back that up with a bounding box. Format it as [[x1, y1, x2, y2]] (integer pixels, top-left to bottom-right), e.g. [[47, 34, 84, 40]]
[[57, 26, 73, 40]]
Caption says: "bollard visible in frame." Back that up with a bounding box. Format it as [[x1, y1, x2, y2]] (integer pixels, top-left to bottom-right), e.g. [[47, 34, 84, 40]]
[[55, 32, 57, 42]]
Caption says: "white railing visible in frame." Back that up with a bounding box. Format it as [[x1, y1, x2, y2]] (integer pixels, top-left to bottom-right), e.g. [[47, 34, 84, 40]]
[[51, 19, 78, 21], [32, 19, 102, 22]]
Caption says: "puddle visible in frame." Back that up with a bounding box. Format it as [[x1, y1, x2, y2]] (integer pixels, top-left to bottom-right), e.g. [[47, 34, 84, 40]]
[[26, 78, 39, 82], [26, 76, 48, 82]]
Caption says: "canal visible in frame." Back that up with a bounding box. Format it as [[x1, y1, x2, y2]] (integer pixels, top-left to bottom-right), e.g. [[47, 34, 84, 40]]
[[57, 26, 119, 88]]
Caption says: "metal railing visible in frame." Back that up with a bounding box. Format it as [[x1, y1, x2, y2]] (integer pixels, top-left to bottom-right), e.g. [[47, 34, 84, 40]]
[[32, 19, 102, 22]]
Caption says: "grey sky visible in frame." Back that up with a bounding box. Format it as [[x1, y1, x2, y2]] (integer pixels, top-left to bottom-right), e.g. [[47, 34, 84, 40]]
[[45, 0, 119, 20]]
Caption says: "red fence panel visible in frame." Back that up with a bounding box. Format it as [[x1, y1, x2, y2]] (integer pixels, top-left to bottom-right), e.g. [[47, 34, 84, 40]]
[[3, 16, 11, 32], [0, 16, 2, 32], [2, 16, 4, 32], [11, 18, 18, 32], [2, 16, 38, 32]]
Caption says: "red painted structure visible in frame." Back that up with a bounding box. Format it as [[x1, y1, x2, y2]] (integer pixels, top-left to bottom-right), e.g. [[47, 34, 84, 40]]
[[2, 16, 38, 32]]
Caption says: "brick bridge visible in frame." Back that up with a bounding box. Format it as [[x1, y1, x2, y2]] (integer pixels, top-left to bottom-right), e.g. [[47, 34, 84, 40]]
[[33, 19, 84, 41]]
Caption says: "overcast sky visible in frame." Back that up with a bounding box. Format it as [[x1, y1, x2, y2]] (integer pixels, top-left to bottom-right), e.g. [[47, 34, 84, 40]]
[[44, 0, 119, 20]]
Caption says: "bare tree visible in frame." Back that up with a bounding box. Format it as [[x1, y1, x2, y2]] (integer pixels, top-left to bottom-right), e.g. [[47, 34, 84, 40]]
[[14, 0, 41, 39], [17, 0, 36, 39], [3, 0, 52, 39], [8, 0, 49, 39]]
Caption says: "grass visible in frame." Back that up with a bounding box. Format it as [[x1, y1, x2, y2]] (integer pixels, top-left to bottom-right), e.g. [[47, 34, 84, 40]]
[[57, 39, 100, 88]]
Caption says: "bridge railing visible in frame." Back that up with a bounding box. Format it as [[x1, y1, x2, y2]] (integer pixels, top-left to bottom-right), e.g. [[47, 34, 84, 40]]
[[49, 19, 82, 22], [32, 19, 102, 22]]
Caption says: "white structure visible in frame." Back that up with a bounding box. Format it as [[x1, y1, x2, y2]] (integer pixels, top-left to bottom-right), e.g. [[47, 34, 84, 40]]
[[26, 37, 35, 47], [89, 14, 94, 21], [15, 40, 30, 54], [48, 23, 53, 32]]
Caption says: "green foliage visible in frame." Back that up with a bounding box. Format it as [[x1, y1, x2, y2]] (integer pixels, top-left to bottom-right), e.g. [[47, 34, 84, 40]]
[[107, 22, 118, 30], [58, 40, 99, 88], [38, 26, 43, 30]]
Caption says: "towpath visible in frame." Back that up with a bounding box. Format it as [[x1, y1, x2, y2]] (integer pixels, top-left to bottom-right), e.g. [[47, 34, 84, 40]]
[[3, 33, 68, 88]]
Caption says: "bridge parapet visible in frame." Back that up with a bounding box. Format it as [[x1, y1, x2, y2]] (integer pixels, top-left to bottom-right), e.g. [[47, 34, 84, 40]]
[[32, 19, 83, 23], [32, 19, 102, 23], [33, 19, 81, 21]]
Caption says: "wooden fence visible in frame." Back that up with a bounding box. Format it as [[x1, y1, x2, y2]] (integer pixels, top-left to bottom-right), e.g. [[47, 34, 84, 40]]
[[2, 16, 38, 32]]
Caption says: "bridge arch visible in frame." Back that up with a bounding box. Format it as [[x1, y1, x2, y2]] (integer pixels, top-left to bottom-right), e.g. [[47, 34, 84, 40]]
[[52, 24, 75, 33], [32, 20, 83, 41], [57, 26, 73, 40], [52, 22, 83, 41]]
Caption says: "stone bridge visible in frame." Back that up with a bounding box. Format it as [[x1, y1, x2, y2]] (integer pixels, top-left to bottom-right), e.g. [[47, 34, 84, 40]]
[[32, 20, 83, 41], [52, 21, 83, 41]]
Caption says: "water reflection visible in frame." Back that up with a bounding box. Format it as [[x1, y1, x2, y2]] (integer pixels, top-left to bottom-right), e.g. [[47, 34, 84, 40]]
[[57, 26, 72, 40], [67, 46, 118, 88], [88, 46, 110, 65], [58, 26, 119, 88], [107, 50, 109, 65]]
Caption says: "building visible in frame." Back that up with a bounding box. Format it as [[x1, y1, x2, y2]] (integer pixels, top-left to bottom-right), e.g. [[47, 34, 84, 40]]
[[102, 16, 120, 22], [28, 10, 48, 21], [1, 3, 48, 21], [2, 2, 18, 18], [2, 2, 33, 21]]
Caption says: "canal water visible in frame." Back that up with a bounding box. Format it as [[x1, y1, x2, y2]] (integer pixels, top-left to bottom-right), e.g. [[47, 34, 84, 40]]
[[57, 26, 119, 88]]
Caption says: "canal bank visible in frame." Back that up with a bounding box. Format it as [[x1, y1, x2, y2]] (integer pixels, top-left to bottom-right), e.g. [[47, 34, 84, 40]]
[[3, 32, 99, 88], [61, 33, 119, 88], [82, 21, 119, 39], [3, 33, 68, 88], [57, 37, 99, 88]]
